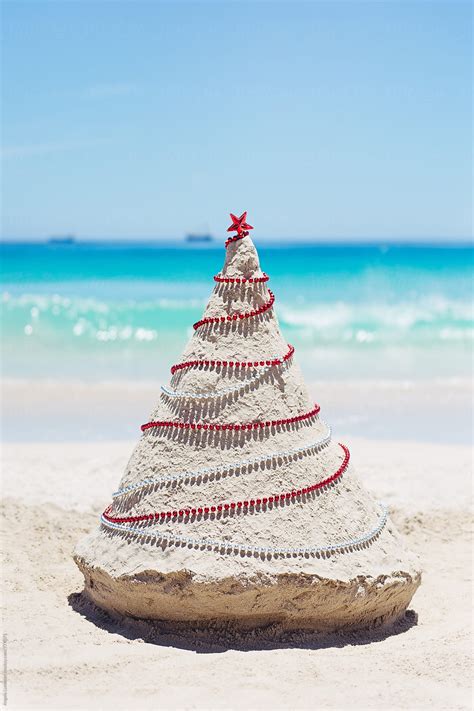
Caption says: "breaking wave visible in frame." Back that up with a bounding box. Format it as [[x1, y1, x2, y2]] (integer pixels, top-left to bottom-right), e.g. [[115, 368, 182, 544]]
[[2, 291, 472, 352]]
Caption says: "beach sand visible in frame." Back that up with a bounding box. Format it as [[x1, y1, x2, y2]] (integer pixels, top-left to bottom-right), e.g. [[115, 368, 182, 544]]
[[2, 434, 472, 710]]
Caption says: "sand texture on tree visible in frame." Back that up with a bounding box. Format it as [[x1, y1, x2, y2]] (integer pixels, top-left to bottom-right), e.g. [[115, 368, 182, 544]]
[[74, 236, 421, 631]]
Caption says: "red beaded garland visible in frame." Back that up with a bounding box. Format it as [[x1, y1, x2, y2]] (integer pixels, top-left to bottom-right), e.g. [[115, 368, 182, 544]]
[[102, 443, 350, 525], [140, 403, 320, 433], [225, 234, 247, 248], [213, 273, 269, 284], [193, 290, 275, 330], [170, 344, 294, 376]]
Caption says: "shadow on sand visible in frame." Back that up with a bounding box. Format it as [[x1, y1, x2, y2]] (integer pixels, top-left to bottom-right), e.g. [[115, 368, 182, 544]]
[[68, 590, 418, 654]]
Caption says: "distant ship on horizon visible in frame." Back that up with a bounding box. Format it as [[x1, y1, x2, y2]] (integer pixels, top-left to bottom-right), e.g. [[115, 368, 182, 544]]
[[185, 233, 213, 243], [48, 234, 76, 245]]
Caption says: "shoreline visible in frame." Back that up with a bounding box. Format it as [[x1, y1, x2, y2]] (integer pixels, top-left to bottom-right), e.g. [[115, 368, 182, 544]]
[[2, 377, 472, 444]]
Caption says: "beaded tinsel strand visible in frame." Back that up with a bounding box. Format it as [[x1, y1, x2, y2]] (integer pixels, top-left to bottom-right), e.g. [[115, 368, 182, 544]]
[[213, 273, 269, 284], [103, 443, 349, 525], [162, 353, 292, 399], [113, 424, 331, 498], [100, 504, 388, 557], [170, 343, 294, 376], [224, 233, 247, 248], [193, 290, 275, 330], [141, 403, 320, 433]]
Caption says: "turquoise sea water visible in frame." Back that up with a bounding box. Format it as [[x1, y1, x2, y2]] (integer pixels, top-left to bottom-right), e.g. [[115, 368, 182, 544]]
[[1, 241, 473, 383]]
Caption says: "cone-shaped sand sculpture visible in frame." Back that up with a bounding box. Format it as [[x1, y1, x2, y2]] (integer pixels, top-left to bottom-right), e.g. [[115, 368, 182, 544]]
[[75, 213, 421, 633]]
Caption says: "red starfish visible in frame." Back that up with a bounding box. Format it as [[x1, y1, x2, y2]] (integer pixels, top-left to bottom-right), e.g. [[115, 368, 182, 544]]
[[227, 211, 253, 237]]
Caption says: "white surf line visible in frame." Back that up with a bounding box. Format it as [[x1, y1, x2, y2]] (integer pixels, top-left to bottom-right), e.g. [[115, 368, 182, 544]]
[[112, 423, 332, 499], [101, 504, 389, 557]]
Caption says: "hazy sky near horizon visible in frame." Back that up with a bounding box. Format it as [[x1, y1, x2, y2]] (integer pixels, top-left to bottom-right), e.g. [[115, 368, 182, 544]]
[[2, 1, 472, 241]]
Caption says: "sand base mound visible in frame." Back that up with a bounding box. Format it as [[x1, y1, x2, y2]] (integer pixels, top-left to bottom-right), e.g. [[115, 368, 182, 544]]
[[74, 525, 420, 633]]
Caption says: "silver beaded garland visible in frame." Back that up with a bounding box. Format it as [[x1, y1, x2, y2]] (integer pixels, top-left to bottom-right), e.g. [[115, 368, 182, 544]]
[[113, 424, 332, 499], [101, 504, 388, 557], [162, 353, 291, 399]]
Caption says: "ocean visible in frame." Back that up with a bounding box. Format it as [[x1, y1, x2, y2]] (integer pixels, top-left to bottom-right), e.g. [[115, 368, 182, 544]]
[[1, 240, 472, 383]]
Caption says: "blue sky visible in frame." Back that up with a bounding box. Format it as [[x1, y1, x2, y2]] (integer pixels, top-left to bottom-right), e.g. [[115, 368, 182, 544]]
[[1, 1, 472, 240]]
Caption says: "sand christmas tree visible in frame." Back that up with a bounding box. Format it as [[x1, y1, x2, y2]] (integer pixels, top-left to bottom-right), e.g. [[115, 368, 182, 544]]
[[75, 212, 421, 633]]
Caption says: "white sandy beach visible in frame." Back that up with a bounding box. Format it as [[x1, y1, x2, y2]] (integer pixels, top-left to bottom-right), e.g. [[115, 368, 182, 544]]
[[2, 430, 472, 709]]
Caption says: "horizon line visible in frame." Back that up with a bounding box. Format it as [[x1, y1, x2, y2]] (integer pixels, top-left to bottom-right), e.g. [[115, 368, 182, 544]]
[[1, 235, 473, 246]]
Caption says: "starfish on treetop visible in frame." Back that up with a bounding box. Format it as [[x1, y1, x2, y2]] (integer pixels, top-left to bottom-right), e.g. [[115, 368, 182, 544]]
[[227, 211, 253, 237]]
